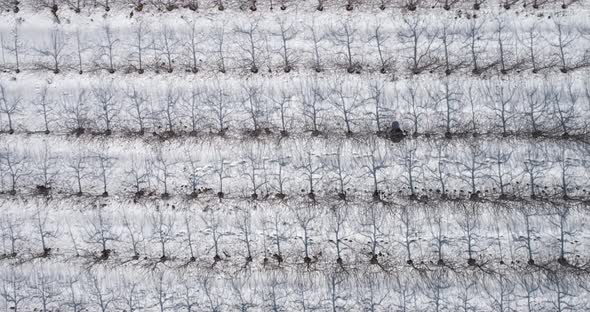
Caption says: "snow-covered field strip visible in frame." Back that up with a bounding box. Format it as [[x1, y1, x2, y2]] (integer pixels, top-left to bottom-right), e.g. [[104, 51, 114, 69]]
[[1, 135, 589, 199], [2, 72, 590, 137], [2, 195, 589, 264], [0, 9, 589, 75]]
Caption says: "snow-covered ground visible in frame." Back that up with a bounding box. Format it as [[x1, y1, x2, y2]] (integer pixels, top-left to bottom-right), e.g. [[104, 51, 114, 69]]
[[1, 0, 590, 311]]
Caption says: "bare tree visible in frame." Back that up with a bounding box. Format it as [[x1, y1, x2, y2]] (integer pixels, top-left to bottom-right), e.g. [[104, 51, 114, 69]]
[[149, 270, 175, 312], [522, 145, 546, 199], [239, 81, 266, 135], [358, 203, 388, 264], [552, 80, 577, 136], [98, 23, 119, 73], [33, 201, 57, 257], [487, 145, 513, 199], [426, 207, 450, 265], [86, 272, 117, 312], [456, 143, 488, 200], [266, 209, 290, 264], [427, 79, 462, 137], [292, 203, 320, 264], [464, 18, 488, 75], [273, 17, 299, 73], [484, 80, 518, 137], [329, 19, 362, 73], [0, 207, 25, 257], [210, 21, 228, 73], [35, 26, 68, 73], [152, 147, 176, 198], [328, 203, 350, 265], [481, 273, 516, 312], [294, 149, 324, 199], [0, 144, 30, 194], [121, 207, 146, 259], [494, 17, 520, 74], [300, 78, 326, 135], [519, 21, 544, 73], [426, 140, 451, 198], [269, 148, 291, 198], [234, 19, 264, 73], [548, 20, 580, 73], [129, 20, 150, 74], [355, 137, 389, 201], [150, 207, 176, 261], [180, 85, 204, 135], [34, 141, 58, 195], [368, 20, 394, 73], [543, 271, 579, 311], [59, 87, 90, 135], [212, 150, 232, 198], [182, 146, 206, 197], [456, 202, 484, 265], [199, 274, 223, 312], [33, 84, 54, 134], [92, 81, 120, 135], [324, 271, 348, 311], [328, 77, 365, 135], [158, 24, 179, 73], [183, 19, 202, 73], [522, 82, 548, 136], [324, 144, 352, 199], [513, 204, 541, 265], [306, 18, 326, 72], [30, 265, 60, 312], [400, 82, 427, 136], [234, 205, 255, 262], [0, 267, 28, 312], [553, 145, 578, 200], [74, 28, 88, 74], [268, 85, 294, 136], [125, 83, 152, 134], [84, 203, 118, 259], [239, 144, 266, 198], [117, 273, 145, 311], [229, 274, 257, 311], [201, 209, 225, 262], [92, 146, 117, 197], [61, 272, 86, 312], [177, 276, 199, 312], [421, 270, 451, 311], [0, 82, 22, 134], [436, 20, 463, 75], [366, 80, 392, 134], [159, 83, 181, 135], [66, 148, 92, 195], [4, 22, 23, 73], [395, 141, 423, 199], [398, 16, 438, 74], [65, 0, 84, 12], [396, 207, 426, 265], [465, 82, 483, 134], [204, 79, 233, 135]]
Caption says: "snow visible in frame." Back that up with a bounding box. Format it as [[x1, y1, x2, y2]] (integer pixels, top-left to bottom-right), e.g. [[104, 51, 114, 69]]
[[1, 0, 590, 310]]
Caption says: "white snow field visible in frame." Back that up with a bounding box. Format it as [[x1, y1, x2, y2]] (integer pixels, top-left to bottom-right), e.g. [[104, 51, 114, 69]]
[[2, 0, 590, 311]]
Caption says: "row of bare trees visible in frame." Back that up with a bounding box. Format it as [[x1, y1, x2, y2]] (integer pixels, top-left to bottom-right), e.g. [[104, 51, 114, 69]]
[[2, 75, 590, 137], [1, 263, 589, 312], [0, 199, 588, 269], [6, 0, 581, 14], [1, 15, 589, 75], [0, 137, 588, 200]]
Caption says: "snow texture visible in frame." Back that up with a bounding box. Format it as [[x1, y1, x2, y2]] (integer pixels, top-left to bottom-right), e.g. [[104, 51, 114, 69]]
[[1, 0, 590, 310]]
